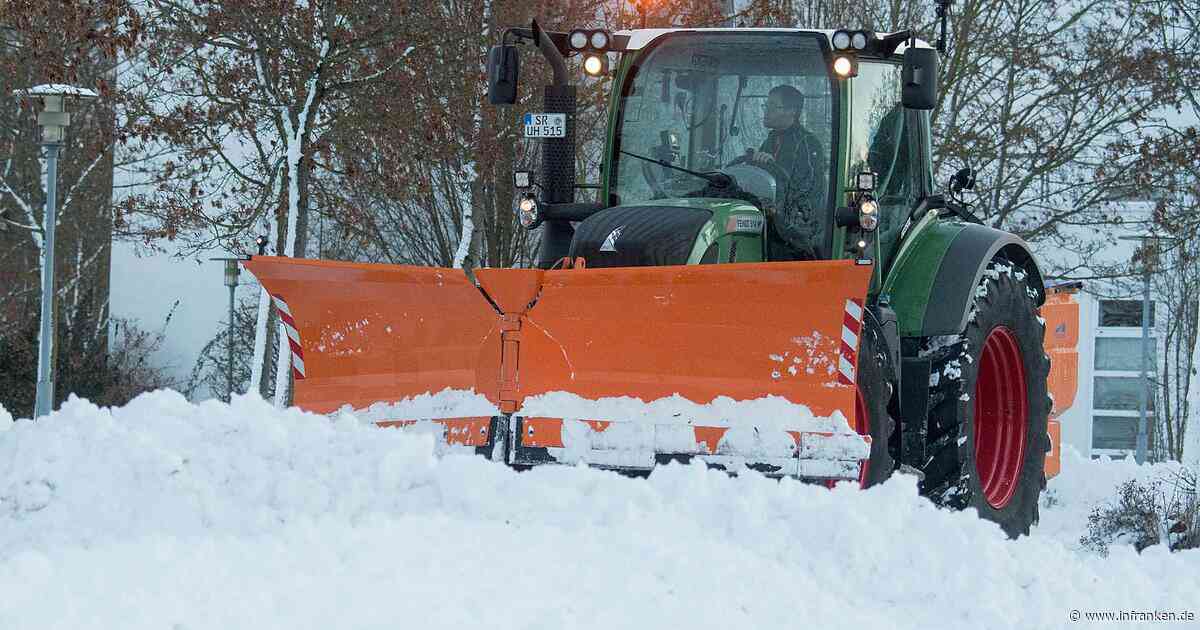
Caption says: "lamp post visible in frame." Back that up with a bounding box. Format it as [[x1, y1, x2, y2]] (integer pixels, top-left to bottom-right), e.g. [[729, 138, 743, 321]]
[[18, 84, 98, 419], [210, 257, 244, 402], [1117, 234, 1178, 463]]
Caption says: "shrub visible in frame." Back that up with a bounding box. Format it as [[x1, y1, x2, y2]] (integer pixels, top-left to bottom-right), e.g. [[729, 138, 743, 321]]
[[1082, 468, 1199, 554]]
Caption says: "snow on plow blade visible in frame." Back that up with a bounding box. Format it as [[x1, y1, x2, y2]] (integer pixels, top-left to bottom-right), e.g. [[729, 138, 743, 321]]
[[243, 257, 873, 479]]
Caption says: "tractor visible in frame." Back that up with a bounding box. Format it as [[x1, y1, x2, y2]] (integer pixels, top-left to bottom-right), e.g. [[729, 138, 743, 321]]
[[245, 16, 1068, 537]]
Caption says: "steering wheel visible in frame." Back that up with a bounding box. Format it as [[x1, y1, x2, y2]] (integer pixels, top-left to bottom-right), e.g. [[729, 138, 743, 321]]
[[725, 152, 791, 207]]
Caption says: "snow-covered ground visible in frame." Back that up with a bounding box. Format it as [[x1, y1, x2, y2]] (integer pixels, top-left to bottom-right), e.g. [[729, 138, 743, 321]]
[[2, 392, 1197, 629]]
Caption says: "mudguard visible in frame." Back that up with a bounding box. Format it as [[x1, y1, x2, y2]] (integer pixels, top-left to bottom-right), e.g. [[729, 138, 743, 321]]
[[884, 220, 1046, 338]]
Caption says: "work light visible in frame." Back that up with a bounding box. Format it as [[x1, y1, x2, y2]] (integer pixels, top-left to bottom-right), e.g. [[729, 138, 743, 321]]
[[590, 30, 610, 51], [851, 31, 869, 50], [514, 171, 532, 189], [832, 30, 851, 50], [856, 171, 877, 192], [569, 30, 589, 50]]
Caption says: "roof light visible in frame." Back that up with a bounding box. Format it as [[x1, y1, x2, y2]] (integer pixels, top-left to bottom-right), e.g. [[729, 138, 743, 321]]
[[832, 30, 851, 50], [851, 31, 869, 50], [590, 30, 610, 51], [833, 55, 857, 78], [569, 30, 589, 50], [583, 54, 608, 76]]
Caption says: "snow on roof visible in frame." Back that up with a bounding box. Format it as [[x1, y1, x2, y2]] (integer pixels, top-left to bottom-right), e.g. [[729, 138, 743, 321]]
[[20, 84, 99, 98], [615, 27, 933, 54]]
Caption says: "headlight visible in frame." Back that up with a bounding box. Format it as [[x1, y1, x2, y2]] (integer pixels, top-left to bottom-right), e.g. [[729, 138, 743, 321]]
[[859, 198, 879, 231], [833, 55, 857, 78], [851, 31, 869, 50], [569, 30, 589, 50], [590, 30, 610, 51], [583, 54, 607, 76], [517, 194, 540, 229], [832, 30, 851, 50]]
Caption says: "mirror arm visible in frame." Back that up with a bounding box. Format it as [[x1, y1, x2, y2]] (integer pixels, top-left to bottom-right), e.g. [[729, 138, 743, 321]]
[[543, 202, 605, 221]]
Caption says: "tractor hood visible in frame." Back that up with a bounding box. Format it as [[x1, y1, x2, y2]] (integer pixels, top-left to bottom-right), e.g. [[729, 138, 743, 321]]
[[569, 204, 714, 268]]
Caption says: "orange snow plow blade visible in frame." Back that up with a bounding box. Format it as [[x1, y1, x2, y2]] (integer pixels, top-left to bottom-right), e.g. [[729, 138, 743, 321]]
[[502, 261, 871, 418], [242, 257, 503, 415], [1041, 284, 1082, 479], [243, 257, 873, 476]]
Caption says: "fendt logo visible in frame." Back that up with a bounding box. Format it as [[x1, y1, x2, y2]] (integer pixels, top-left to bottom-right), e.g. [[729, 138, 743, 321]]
[[600, 225, 625, 253]]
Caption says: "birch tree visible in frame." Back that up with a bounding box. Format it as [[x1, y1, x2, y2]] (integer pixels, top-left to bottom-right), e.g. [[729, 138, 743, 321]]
[[124, 0, 427, 404]]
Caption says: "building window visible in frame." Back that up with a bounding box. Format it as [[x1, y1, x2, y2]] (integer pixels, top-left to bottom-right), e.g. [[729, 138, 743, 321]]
[[1093, 376, 1153, 411], [1092, 416, 1140, 450], [1095, 337, 1156, 371], [1099, 299, 1154, 328]]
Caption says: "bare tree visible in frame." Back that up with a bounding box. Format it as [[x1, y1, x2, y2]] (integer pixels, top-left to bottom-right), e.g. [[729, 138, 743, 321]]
[[123, 0, 430, 405]]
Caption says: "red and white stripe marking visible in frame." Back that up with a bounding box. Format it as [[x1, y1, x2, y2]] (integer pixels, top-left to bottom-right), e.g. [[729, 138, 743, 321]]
[[272, 294, 306, 379], [838, 298, 864, 386]]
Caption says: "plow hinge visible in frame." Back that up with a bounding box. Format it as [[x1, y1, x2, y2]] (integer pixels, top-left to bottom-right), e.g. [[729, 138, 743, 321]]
[[498, 313, 523, 413]]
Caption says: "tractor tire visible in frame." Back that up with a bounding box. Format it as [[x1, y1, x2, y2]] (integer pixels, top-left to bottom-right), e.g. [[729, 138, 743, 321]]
[[856, 314, 896, 488], [918, 260, 1051, 537]]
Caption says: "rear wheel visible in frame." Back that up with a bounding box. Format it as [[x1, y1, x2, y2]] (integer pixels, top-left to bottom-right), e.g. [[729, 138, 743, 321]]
[[919, 260, 1050, 537], [855, 315, 895, 488]]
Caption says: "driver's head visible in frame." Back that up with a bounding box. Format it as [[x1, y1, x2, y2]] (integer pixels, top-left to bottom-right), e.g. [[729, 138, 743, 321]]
[[764, 85, 803, 131]]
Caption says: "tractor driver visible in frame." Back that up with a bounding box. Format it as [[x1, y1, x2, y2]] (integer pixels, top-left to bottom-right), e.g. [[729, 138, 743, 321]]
[[750, 84, 827, 260]]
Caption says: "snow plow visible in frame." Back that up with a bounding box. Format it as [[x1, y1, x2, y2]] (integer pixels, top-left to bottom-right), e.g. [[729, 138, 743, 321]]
[[245, 14, 1069, 536]]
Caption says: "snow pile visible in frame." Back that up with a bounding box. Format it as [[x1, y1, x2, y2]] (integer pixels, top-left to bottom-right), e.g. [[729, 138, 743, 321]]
[[2, 392, 1198, 629]]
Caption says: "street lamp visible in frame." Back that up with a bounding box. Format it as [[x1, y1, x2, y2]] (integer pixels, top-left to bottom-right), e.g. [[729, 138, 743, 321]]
[[210, 257, 245, 402], [1117, 234, 1178, 463], [17, 84, 99, 418]]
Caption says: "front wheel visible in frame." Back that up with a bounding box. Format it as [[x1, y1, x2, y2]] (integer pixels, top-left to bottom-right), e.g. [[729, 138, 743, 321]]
[[919, 260, 1051, 537]]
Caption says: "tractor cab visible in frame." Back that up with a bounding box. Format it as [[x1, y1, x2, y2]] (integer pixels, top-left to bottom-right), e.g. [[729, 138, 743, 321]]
[[490, 25, 938, 278]]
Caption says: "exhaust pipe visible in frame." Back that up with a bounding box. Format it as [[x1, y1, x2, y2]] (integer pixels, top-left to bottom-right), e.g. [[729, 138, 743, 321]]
[[532, 19, 577, 269]]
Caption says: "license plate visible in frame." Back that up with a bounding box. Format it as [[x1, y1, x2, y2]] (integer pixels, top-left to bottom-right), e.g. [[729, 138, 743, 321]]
[[523, 113, 566, 138]]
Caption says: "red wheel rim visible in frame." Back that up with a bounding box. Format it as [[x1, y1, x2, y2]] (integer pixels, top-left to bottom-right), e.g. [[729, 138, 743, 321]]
[[974, 326, 1028, 509], [853, 385, 870, 487]]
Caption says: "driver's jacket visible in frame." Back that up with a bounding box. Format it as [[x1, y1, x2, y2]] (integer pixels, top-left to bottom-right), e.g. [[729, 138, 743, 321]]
[[759, 124, 827, 259]]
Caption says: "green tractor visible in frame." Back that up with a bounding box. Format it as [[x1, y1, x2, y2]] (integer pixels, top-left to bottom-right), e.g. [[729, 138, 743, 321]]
[[488, 20, 1051, 536], [244, 15, 1055, 538]]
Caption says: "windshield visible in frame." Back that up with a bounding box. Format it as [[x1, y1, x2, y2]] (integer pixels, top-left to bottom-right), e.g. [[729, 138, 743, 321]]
[[610, 32, 837, 259]]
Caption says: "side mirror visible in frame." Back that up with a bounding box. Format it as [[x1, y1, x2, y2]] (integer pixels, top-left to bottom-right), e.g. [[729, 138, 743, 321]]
[[950, 167, 975, 193], [488, 45, 520, 105], [901, 47, 938, 110]]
